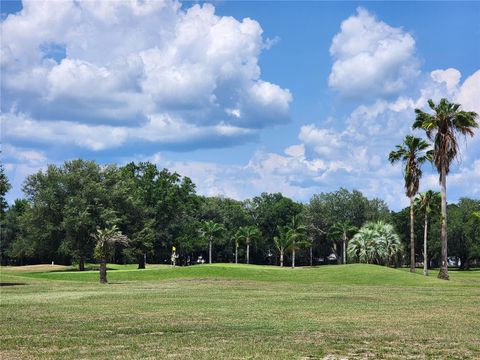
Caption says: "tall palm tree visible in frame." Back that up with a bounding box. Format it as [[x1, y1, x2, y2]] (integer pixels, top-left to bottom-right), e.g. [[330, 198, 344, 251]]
[[232, 231, 242, 264], [413, 98, 478, 279], [389, 135, 431, 273], [199, 220, 224, 264], [286, 216, 307, 268], [273, 226, 291, 267], [305, 236, 314, 267], [330, 221, 357, 264], [236, 226, 261, 264], [414, 190, 441, 276], [93, 225, 129, 284]]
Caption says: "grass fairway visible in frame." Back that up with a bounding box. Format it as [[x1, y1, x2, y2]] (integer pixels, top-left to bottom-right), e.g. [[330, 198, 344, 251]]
[[1, 264, 479, 359]]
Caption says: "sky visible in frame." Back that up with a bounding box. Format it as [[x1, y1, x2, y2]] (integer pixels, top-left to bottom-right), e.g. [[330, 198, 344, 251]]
[[1, 0, 479, 210]]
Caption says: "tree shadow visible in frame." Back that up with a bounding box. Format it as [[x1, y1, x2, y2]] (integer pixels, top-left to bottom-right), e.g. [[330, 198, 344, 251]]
[[0, 282, 27, 287]]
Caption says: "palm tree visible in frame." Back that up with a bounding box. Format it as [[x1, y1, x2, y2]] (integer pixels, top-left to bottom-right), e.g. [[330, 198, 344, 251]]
[[348, 227, 376, 264], [273, 226, 291, 267], [347, 221, 402, 266], [232, 231, 242, 264], [305, 236, 314, 266], [286, 216, 307, 268], [236, 226, 261, 264], [93, 225, 129, 284], [389, 135, 431, 273], [413, 98, 478, 279], [414, 190, 441, 276], [199, 220, 224, 264], [330, 221, 357, 264], [373, 222, 403, 267]]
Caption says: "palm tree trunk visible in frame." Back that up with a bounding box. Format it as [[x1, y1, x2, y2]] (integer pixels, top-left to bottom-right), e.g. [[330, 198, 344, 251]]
[[79, 257, 85, 271], [280, 250, 284, 267], [235, 243, 238, 264], [438, 167, 449, 280], [423, 212, 428, 276], [209, 238, 212, 264], [137, 253, 146, 269], [99, 259, 107, 284], [292, 247, 295, 269], [310, 246, 313, 266], [343, 232, 347, 265], [409, 196, 415, 273], [246, 243, 250, 264]]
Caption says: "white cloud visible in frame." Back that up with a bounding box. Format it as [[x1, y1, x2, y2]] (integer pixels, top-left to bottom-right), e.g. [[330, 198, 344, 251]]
[[1, 111, 256, 151], [328, 7, 420, 98], [284, 144, 305, 158], [457, 70, 480, 115], [298, 125, 346, 158], [2, 144, 46, 165], [1, 144, 50, 203], [141, 145, 410, 209], [1, 0, 291, 150], [2, 112, 129, 151], [430, 68, 462, 94]]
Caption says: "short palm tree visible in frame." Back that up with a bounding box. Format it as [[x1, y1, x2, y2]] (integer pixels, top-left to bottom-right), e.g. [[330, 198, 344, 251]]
[[273, 226, 291, 267], [413, 98, 478, 279], [389, 135, 431, 273], [330, 221, 357, 264], [286, 216, 307, 268], [199, 220, 224, 264], [236, 226, 261, 264], [348, 227, 376, 264], [348, 222, 402, 266], [93, 225, 129, 284], [373, 222, 403, 267], [414, 190, 441, 276]]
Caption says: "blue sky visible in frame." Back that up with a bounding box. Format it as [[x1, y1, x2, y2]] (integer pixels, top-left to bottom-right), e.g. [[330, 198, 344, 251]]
[[1, 0, 479, 210]]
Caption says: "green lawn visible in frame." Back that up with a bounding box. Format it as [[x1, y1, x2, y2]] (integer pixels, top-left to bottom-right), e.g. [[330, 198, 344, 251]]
[[1, 264, 479, 359]]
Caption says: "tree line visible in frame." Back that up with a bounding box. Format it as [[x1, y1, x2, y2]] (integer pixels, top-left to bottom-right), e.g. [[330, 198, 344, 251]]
[[1, 157, 479, 273]]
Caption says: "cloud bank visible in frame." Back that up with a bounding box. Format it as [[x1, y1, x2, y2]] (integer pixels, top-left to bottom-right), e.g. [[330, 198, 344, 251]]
[[1, 0, 292, 151]]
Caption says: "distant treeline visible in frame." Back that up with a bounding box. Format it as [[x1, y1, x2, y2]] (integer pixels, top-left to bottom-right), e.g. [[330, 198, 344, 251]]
[[0, 159, 479, 269]]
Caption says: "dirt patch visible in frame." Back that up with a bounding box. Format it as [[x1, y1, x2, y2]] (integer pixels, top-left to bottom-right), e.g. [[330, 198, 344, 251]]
[[0, 264, 72, 273]]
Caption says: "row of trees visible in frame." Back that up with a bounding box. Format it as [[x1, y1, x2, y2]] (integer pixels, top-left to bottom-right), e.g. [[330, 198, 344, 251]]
[[389, 98, 479, 279], [1, 158, 479, 271]]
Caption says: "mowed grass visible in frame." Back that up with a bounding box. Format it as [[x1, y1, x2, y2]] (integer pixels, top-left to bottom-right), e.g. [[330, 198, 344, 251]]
[[1, 264, 479, 359]]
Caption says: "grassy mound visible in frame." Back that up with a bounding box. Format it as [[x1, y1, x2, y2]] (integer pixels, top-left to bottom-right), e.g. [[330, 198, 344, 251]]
[[5, 263, 477, 287]]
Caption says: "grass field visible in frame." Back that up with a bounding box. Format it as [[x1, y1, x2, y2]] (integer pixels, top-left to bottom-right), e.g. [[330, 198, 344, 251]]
[[1, 264, 479, 359]]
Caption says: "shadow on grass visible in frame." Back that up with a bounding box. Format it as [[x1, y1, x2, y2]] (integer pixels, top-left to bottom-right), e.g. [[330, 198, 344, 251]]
[[0, 282, 27, 287], [59, 266, 120, 272]]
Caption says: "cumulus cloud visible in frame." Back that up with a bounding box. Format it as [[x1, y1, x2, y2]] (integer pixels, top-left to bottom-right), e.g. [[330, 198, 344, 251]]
[[457, 70, 480, 114], [163, 66, 476, 209], [2, 4, 478, 211], [295, 68, 479, 208], [141, 145, 409, 209], [328, 7, 420, 99], [1, 111, 256, 151], [1, 0, 291, 150], [430, 68, 462, 94], [1, 144, 50, 202], [127, 67, 478, 210]]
